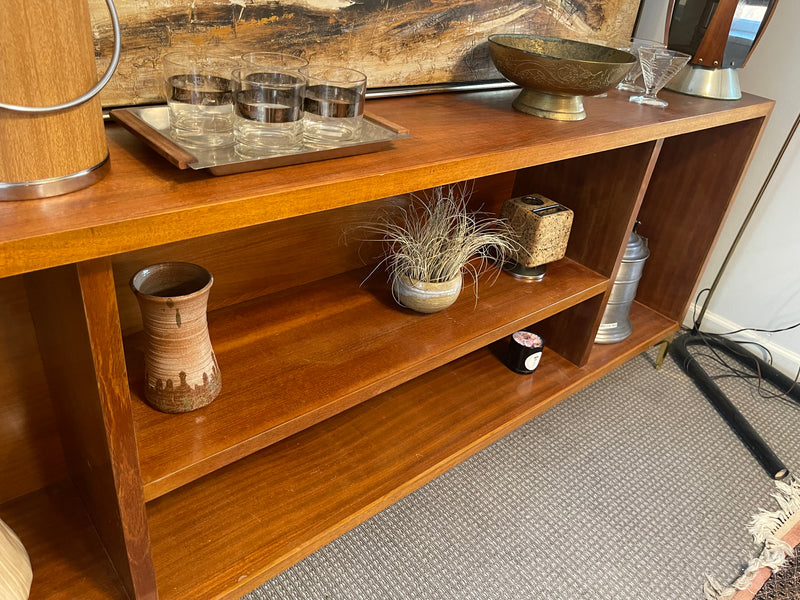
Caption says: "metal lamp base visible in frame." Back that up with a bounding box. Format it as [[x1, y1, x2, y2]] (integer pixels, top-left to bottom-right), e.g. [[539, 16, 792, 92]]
[[665, 65, 741, 101]]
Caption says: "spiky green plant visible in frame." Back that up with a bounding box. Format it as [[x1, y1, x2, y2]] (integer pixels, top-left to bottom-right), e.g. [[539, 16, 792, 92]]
[[358, 185, 521, 297]]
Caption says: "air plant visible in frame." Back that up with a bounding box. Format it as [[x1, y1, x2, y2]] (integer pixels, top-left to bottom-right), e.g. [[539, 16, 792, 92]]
[[358, 184, 522, 302]]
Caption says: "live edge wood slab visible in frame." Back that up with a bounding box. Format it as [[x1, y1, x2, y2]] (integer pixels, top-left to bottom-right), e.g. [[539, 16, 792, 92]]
[[0, 87, 773, 600]]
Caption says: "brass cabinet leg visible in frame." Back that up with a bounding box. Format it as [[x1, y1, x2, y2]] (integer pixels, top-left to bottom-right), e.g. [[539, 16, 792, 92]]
[[655, 334, 676, 369]]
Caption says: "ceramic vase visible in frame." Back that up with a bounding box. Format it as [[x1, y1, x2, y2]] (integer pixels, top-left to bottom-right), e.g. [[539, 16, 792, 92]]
[[131, 262, 221, 413], [392, 273, 462, 314], [0, 518, 32, 600]]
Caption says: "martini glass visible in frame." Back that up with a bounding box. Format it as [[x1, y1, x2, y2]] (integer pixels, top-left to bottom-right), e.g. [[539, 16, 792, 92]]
[[630, 48, 691, 108], [617, 38, 666, 93]]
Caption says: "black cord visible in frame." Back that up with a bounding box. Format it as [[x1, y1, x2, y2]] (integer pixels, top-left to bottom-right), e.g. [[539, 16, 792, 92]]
[[691, 288, 710, 332], [692, 287, 800, 338], [713, 320, 800, 337], [682, 287, 800, 402], [685, 323, 800, 402]]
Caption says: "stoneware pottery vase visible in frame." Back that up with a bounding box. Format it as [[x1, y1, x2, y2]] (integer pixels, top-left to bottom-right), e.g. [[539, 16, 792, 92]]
[[131, 262, 221, 413], [0, 518, 32, 600], [392, 273, 462, 314]]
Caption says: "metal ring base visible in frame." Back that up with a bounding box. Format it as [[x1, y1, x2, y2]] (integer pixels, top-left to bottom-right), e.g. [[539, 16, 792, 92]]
[[504, 262, 547, 281], [0, 154, 110, 201], [665, 65, 741, 101], [512, 89, 586, 121]]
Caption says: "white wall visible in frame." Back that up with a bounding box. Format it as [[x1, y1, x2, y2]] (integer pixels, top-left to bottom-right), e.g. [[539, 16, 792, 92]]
[[636, 0, 800, 378]]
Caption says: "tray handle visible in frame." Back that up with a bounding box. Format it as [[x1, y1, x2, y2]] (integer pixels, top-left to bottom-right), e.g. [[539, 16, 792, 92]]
[[110, 109, 198, 170], [364, 112, 410, 135]]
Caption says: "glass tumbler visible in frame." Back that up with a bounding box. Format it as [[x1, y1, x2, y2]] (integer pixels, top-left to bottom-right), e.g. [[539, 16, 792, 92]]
[[232, 67, 306, 157], [302, 66, 367, 145], [162, 50, 237, 148]]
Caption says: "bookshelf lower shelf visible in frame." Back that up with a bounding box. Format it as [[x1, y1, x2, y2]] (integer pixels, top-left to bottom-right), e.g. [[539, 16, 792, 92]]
[[146, 302, 677, 600], [128, 258, 606, 501], [0, 303, 676, 600], [3, 481, 127, 600]]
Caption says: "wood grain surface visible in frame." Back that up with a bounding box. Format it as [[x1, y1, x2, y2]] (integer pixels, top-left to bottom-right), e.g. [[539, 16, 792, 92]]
[[0, 0, 107, 182], [0, 276, 66, 505], [0, 481, 127, 600], [512, 140, 663, 278], [636, 117, 767, 322], [511, 138, 664, 364], [146, 301, 676, 600], [25, 260, 157, 600], [88, 0, 642, 107], [129, 258, 607, 500], [0, 84, 774, 600], [691, 0, 739, 67], [111, 172, 514, 336], [0, 89, 773, 280]]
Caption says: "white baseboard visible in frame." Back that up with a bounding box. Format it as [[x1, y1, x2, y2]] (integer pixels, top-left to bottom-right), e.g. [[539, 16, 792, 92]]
[[685, 304, 800, 379]]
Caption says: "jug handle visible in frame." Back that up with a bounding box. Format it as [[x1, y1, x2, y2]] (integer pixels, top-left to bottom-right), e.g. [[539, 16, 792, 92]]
[[0, 0, 120, 114]]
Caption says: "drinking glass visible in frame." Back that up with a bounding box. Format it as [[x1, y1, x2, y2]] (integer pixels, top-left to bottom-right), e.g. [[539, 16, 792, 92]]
[[162, 50, 237, 148], [232, 67, 306, 157], [617, 38, 667, 93], [302, 66, 367, 145], [630, 48, 691, 108]]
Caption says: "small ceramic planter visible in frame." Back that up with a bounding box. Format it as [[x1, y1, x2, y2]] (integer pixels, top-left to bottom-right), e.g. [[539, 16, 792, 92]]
[[131, 262, 221, 413], [392, 273, 463, 314]]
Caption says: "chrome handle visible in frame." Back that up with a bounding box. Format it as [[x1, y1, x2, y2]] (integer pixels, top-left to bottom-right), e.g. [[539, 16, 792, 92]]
[[0, 0, 121, 113]]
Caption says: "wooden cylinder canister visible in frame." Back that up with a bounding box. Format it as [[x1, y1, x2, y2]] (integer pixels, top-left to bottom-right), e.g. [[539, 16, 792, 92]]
[[0, 0, 109, 200]]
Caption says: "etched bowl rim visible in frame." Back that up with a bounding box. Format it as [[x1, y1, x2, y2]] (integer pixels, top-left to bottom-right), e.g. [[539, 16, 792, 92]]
[[488, 34, 636, 67]]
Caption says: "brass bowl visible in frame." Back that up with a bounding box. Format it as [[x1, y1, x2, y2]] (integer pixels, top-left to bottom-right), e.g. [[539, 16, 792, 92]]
[[488, 34, 636, 121]]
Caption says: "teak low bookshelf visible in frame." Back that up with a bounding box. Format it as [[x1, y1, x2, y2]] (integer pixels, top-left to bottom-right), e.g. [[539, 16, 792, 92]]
[[0, 87, 772, 600]]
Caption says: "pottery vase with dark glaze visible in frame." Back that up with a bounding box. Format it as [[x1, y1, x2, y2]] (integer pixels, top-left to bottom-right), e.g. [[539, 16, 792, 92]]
[[131, 262, 221, 413]]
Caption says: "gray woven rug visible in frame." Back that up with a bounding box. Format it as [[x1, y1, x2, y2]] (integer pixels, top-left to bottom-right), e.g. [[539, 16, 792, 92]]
[[244, 342, 800, 600]]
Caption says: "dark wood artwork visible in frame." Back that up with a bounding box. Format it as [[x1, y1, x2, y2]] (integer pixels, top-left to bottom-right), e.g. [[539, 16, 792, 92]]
[[89, 0, 642, 107]]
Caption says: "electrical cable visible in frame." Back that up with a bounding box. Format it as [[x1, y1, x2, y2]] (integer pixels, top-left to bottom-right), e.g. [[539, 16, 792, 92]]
[[672, 110, 800, 479], [713, 320, 800, 337], [688, 285, 800, 401]]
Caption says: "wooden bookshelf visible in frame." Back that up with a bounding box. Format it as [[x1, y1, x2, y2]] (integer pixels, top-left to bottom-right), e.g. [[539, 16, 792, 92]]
[[0, 87, 773, 600], [0, 481, 127, 600], [146, 302, 677, 600], [128, 259, 607, 500]]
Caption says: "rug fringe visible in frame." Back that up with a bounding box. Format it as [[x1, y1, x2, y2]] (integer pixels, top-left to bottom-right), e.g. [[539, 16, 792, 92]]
[[704, 477, 799, 600]]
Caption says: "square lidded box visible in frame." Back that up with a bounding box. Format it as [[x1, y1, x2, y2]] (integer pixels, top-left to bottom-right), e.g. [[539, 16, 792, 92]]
[[500, 194, 574, 268]]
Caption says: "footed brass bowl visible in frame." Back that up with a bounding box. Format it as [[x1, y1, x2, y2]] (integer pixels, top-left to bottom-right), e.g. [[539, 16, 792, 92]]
[[488, 34, 636, 121]]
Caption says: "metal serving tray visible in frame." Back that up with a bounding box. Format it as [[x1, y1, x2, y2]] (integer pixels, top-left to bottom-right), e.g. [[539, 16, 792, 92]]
[[110, 105, 410, 176]]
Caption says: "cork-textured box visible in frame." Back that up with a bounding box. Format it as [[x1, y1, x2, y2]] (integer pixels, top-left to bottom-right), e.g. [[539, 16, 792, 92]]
[[501, 194, 574, 268]]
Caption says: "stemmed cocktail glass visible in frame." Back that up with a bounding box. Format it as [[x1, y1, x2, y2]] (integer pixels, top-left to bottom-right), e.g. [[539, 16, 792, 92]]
[[617, 38, 666, 93], [630, 47, 691, 108]]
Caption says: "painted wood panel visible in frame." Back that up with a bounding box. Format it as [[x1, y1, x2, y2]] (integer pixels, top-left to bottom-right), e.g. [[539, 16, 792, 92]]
[[89, 0, 641, 107]]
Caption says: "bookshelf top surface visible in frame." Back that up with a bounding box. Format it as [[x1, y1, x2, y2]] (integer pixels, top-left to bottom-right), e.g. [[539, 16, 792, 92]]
[[0, 89, 772, 278]]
